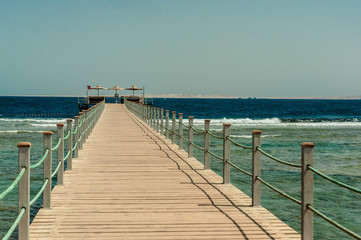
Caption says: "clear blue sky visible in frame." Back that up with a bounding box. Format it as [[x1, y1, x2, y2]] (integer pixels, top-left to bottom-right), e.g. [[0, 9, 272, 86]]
[[1, 0, 361, 97]]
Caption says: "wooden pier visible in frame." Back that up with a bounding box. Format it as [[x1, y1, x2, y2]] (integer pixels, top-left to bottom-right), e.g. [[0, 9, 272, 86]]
[[29, 104, 300, 239]]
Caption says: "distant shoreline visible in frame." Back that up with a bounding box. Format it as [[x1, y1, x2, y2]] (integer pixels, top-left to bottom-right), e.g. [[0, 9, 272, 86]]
[[1, 94, 361, 100]]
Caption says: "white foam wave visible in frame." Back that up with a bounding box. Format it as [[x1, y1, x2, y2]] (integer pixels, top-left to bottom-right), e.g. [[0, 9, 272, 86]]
[[230, 134, 281, 138], [0, 130, 44, 133], [0, 118, 67, 123]]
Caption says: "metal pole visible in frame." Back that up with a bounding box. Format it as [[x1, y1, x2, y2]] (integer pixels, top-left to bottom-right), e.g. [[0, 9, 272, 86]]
[[252, 130, 262, 206], [301, 142, 315, 240]]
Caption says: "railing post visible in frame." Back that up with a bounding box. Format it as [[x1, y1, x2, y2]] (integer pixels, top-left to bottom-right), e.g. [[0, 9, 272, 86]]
[[84, 110, 88, 141], [165, 110, 169, 139], [301, 142, 315, 240], [79, 112, 84, 150], [252, 130, 262, 206], [223, 123, 231, 184], [178, 113, 183, 150], [74, 116, 79, 158], [18, 142, 30, 240], [188, 116, 194, 158], [43, 131, 52, 208], [67, 119, 73, 170], [57, 123, 64, 185], [172, 111, 176, 144], [157, 108, 160, 133], [147, 105, 150, 125], [160, 108, 164, 135], [204, 119, 210, 169], [150, 107, 153, 128]]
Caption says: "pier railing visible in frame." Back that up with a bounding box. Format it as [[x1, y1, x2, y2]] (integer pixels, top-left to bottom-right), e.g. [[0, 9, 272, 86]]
[[0, 100, 105, 240], [125, 100, 361, 240]]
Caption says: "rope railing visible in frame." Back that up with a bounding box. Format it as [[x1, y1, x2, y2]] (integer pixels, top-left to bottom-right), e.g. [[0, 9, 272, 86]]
[[227, 136, 252, 149], [2, 207, 26, 240], [256, 146, 301, 168], [207, 130, 223, 140], [308, 165, 361, 194], [256, 176, 301, 205], [30, 149, 49, 169], [52, 138, 62, 151], [124, 98, 361, 240], [0, 167, 26, 200], [63, 130, 71, 140], [30, 179, 49, 206], [307, 205, 361, 240], [1, 100, 106, 240]]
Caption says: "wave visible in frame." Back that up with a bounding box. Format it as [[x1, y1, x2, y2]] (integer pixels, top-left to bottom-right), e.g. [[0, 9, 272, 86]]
[[230, 134, 281, 138], [0, 118, 67, 123], [184, 118, 361, 127], [0, 130, 44, 133]]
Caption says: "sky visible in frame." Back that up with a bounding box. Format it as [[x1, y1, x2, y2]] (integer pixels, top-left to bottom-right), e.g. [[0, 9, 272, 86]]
[[1, 0, 361, 97]]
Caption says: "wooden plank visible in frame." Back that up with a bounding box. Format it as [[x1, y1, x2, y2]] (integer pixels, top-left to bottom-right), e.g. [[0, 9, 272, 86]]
[[30, 104, 300, 240]]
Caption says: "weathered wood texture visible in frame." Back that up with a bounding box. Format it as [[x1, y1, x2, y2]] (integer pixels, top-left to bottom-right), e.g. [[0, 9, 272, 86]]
[[30, 104, 300, 240]]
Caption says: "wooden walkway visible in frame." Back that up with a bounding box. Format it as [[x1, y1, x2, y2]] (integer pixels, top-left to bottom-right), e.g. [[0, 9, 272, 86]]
[[30, 104, 300, 240]]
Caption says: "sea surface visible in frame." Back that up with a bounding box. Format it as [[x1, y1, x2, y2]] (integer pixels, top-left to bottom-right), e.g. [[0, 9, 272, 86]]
[[1, 96, 361, 239]]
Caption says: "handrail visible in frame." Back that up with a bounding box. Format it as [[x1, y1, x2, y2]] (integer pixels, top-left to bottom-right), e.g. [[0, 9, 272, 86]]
[[30, 149, 49, 169], [307, 204, 361, 240], [190, 126, 205, 134], [52, 138, 62, 151], [64, 150, 71, 161], [180, 134, 189, 142], [2, 207, 26, 240], [256, 146, 301, 168], [206, 149, 223, 161], [207, 130, 223, 140], [227, 136, 252, 149], [0, 167, 26, 200], [63, 130, 71, 140], [72, 142, 77, 152], [228, 161, 252, 177], [30, 179, 49, 206], [51, 161, 62, 178], [256, 176, 301, 205], [191, 142, 205, 151], [308, 165, 361, 194], [72, 125, 78, 134]]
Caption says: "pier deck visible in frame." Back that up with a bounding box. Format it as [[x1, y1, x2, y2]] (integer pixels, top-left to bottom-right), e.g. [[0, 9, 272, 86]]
[[30, 104, 300, 239]]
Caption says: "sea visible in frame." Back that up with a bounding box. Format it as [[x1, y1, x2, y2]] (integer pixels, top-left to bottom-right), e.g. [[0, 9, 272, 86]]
[[1, 96, 361, 239]]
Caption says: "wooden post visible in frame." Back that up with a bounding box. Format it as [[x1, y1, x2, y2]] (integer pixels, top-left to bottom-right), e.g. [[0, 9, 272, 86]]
[[74, 116, 79, 158], [301, 142, 315, 240], [147, 106, 150, 125], [252, 130, 262, 206], [57, 123, 64, 185], [157, 108, 160, 133], [18, 142, 30, 240], [223, 123, 231, 184], [79, 112, 83, 150], [172, 111, 176, 144], [150, 107, 153, 128], [83, 110, 88, 142], [165, 110, 169, 139], [204, 119, 210, 169], [188, 116, 194, 158], [43, 131, 52, 208], [160, 108, 164, 135], [178, 113, 183, 150], [67, 119, 73, 170]]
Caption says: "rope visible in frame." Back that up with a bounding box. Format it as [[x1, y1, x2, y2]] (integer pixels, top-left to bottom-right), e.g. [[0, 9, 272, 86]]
[[29, 179, 49, 206], [307, 204, 361, 239], [181, 122, 189, 128], [256, 176, 301, 205], [228, 161, 252, 177], [64, 150, 71, 161], [206, 149, 223, 161], [180, 135, 189, 142], [51, 161, 62, 178], [2, 207, 26, 240], [64, 130, 71, 140], [308, 166, 361, 194], [208, 130, 223, 140], [72, 142, 77, 152], [52, 138, 62, 151], [227, 137, 252, 149], [0, 167, 26, 200], [191, 142, 205, 151], [256, 147, 301, 168], [30, 149, 49, 169], [72, 126, 78, 134], [190, 126, 205, 134]]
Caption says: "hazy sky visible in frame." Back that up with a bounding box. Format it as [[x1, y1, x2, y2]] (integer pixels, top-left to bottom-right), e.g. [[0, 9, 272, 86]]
[[1, 0, 361, 97]]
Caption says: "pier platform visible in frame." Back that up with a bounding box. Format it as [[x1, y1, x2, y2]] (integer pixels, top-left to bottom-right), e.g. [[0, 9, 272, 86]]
[[29, 104, 300, 239]]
